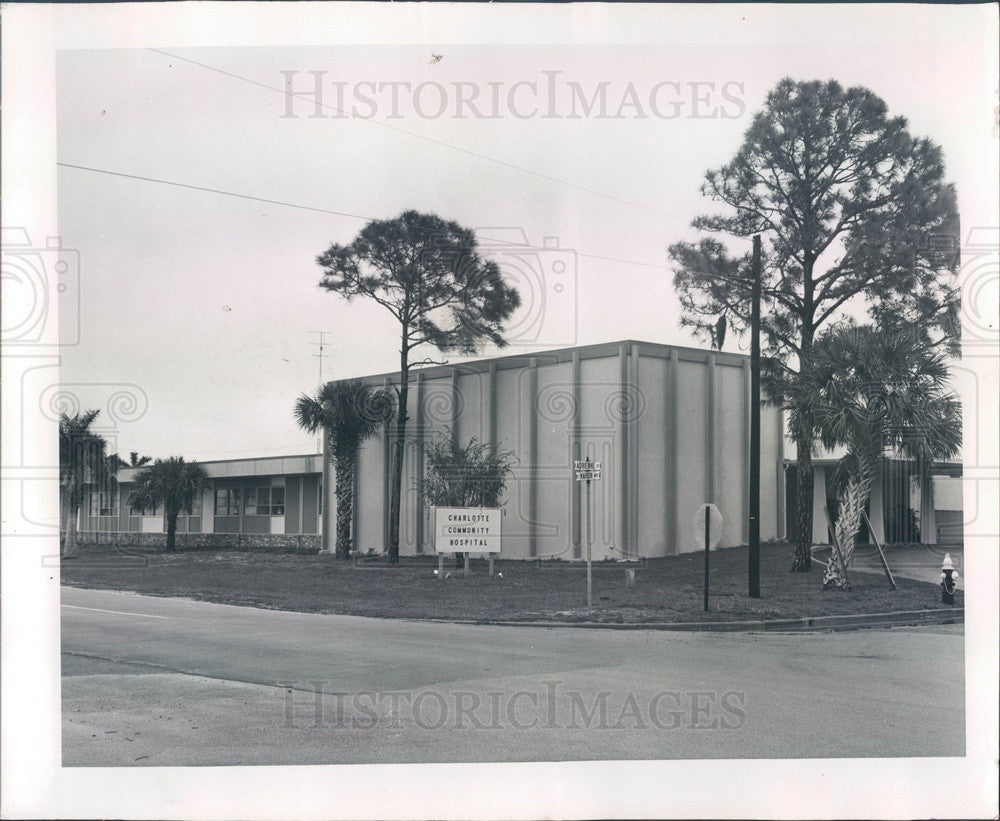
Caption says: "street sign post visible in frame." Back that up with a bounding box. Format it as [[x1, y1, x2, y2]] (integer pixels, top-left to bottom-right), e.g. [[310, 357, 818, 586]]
[[574, 459, 602, 611], [695, 503, 723, 611]]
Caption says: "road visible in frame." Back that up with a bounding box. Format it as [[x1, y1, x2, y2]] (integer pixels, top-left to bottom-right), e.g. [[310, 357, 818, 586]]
[[62, 586, 965, 766]]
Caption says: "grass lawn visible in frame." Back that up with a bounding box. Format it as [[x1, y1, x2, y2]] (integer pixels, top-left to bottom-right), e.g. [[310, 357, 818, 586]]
[[60, 541, 961, 624]]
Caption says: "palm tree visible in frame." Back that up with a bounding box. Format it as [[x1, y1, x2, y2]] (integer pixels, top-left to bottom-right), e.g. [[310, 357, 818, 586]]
[[129, 457, 209, 551], [60, 410, 116, 558], [786, 325, 961, 589], [295, 380, 396, 559], [108, 451, 153, 470]]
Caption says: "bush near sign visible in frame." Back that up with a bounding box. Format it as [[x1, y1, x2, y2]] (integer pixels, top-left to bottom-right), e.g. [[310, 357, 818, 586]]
[[433, 507, 502, 554]]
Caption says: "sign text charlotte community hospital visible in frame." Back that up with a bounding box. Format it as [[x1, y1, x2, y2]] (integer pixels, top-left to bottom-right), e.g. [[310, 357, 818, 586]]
[[434, 508, 502, 554]]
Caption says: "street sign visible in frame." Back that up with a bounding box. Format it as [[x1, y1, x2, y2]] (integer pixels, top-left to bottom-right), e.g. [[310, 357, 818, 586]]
[[575, 459, 602, 482], [694, 503, 723, 550]]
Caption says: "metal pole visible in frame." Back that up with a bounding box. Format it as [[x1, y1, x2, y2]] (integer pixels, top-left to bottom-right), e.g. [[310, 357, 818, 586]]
[[749, 234, 762, 598], [586, 477, 593, 612], [704, 505, 710, 612]]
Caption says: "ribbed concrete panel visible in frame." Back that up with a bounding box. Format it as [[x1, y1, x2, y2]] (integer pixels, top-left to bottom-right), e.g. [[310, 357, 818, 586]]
[[636, 354, 668, 556], [716, 362, 747, 548], [535, 359, 574, 558], [675, 359, 707, 553]]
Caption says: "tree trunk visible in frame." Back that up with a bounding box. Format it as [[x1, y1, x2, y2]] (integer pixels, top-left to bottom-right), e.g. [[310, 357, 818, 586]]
[[63, 501, 79, 559], [790, 424, 814, 573], [166, 515, 177, 551], [335, 454, 355, 560], [59, 486, 70, 556], [791, 278, 816, 573], [387, 357, 410, 566], [823, 461, 873, 590]]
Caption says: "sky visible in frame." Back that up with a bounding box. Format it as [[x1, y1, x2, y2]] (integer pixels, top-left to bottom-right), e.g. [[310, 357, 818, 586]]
[[54, 6, 999, 461]]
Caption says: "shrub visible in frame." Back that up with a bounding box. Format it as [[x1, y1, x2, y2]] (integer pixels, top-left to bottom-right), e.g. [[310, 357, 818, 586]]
[[423, 429, 515, 508]]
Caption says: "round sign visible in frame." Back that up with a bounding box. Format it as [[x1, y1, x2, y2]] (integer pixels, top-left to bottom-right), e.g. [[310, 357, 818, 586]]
[[694, 503, 723, 550]]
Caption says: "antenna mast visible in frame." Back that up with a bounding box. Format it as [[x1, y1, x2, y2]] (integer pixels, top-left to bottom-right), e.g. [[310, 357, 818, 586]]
[[309, 331, 335, 453]]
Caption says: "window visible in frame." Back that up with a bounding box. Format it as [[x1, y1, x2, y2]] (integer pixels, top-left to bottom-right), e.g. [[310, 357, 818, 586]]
[[270, 485, 284, 516], [90, 490, 118, 517], [214, 487, 241, 516], [242, 486, 263, 516], [237, 485, 285, 516], [254, 486, 271, 515], [130, 499, 160, 516], [213, 484, 281, 516]]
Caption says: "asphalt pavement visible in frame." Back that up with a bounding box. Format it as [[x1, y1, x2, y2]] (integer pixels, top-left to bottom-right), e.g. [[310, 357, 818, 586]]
[[62, 586, 965, 766]]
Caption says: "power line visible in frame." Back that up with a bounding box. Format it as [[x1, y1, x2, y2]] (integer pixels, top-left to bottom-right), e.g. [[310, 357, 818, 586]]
[[57, 161, 672, 270], [147, 47, 686, 222], [57, 162, 371, 221]]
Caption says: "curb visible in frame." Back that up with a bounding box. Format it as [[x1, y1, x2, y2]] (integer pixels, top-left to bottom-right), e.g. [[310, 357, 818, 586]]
[[430, 607, 965, 632]]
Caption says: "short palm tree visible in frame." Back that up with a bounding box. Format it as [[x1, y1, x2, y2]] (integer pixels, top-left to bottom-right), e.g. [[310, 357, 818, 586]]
[[787, 325, 961, 589], [295, 380, 396, 559], [129, 457, 209, 551], [60, 410, 116, 558]]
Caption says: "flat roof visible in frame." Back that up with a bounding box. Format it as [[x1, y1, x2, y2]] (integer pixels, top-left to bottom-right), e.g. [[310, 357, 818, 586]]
[[332, 338, 749, 386], [118, 453, 324, 481]]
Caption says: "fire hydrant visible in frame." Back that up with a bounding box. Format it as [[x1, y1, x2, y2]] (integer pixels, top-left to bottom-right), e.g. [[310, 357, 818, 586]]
[[940, 553, 959, 605]]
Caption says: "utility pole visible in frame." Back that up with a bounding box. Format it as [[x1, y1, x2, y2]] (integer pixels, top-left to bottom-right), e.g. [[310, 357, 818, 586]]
[[749, 234, 762, 598]]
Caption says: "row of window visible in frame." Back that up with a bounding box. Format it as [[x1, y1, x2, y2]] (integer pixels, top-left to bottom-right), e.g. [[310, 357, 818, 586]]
[[214, 486, 285, 517], [88, 491, 118, 517], [87, 491, 203, 518], [89, 482, 301, 519]]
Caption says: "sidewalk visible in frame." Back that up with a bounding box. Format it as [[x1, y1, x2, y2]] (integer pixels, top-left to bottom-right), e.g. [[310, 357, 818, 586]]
[[849, 544, 964, 590]]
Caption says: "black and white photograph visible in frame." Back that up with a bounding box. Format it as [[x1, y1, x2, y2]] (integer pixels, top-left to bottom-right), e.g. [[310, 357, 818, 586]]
[[1, 2, 998, 819]]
